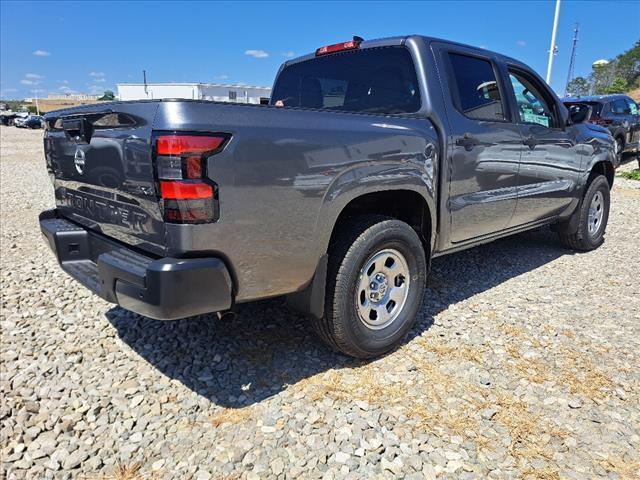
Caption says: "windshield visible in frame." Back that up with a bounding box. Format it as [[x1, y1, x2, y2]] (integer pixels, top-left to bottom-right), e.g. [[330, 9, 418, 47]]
[[271, 47, 420, 114]]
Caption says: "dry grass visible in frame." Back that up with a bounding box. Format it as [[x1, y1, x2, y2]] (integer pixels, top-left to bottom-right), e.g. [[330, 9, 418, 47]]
[[494, 392, 564, 455], [597, 457, 640, 480], [556, 347, 615, 401], [291, 328, 622, 475], [94, 463, 145, 480], [296, 339, 487, 441], [209, 406, 255, 427], [521, 467, 562, 480], [503, 332, 616, 402]]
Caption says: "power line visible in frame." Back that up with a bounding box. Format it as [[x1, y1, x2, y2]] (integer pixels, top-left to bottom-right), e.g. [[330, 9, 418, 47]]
[[564, 23, 580, 96]]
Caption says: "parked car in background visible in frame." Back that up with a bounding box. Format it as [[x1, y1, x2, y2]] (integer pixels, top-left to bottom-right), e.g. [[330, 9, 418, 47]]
[[40, 35, 616, 358], [563, 95, 640, 160], [13, 115, 28, 127], [15, 115, 44, 129], [0, 113, 19, 126], [23, 115, 44, 129]]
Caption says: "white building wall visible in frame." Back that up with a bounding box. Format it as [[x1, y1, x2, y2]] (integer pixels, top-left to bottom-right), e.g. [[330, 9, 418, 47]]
[[118, 84, 199, 101], [199, 85, 271, 104], [117, 83, 271, 103]]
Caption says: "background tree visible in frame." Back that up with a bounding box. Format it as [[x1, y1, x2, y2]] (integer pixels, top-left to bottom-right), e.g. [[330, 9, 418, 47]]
[[566, 76, 591, 96], [98, 90, 115, 101], [604, 77, 629, 94]]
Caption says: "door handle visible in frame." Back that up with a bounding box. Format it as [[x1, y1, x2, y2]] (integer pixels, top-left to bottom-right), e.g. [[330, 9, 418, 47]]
[[523, 135, 539, 150], [456, 133, 478, 151]]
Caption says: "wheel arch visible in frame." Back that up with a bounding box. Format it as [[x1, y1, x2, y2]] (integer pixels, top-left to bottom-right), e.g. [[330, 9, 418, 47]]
[[588, 160, 615, 189], [288, 180, 436, 320], [315, 164, 438, 260]]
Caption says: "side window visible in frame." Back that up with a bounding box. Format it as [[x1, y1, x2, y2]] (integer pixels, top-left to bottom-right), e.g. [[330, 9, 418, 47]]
[[508, 71, 556, 128], [448, 53, 505, 121], [627, 99, 639, 115], [611, 99, 628, 114], [228, 91, 237, 101]]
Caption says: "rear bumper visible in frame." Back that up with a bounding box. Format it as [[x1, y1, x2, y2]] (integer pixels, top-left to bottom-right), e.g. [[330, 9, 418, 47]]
[[39, 209, 233, 320]]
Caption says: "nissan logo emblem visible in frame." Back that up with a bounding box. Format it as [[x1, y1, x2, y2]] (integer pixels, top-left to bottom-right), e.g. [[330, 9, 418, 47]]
[[74, 148, 86, 175]]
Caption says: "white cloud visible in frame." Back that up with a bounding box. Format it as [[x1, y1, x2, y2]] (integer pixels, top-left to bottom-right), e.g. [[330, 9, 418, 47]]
[[282, 51, 296, 59], [33, 50, 51, 57], [87, 84, 107, 94], [58, 80, 69, 84], [21, 73, 44, 86], [214, 74, 229, 80], [516, 40, 527, 47], [93, 78, 106, 83], [89, 71, 105, 78], [245, 49, 269, 58]]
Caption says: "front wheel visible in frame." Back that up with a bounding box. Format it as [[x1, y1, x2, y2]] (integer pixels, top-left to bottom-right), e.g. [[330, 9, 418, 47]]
[[615, 137, 624, 163], [558, 175, 610, 251], [312, 215, 427, 358]]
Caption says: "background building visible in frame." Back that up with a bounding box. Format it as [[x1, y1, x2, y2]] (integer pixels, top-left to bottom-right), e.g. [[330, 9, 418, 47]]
[[47, 93, 101, 101], [117, 83, 271, 103]]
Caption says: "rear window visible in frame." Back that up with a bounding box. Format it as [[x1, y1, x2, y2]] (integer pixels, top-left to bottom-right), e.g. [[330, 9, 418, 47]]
[[564, 101, 603, 117], [271, 47, 420, 114], [448, 53, 505, 121]]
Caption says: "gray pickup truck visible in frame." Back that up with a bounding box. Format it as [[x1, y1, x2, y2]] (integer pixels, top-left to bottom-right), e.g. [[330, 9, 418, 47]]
[[40, 35, 616, 358]]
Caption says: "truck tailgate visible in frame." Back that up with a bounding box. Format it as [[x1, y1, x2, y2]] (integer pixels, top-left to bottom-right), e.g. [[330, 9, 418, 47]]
[[44, 102, 166, 255]]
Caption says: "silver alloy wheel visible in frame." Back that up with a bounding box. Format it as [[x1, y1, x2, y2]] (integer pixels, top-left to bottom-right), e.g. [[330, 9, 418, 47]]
[[356, 248, 410, 330], [588, 191, 604, 237], [615, 138, 623, 155]]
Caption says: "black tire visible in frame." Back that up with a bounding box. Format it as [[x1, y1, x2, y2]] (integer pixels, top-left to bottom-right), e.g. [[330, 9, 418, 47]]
[[559, 175, 610, 251], [312, 215, 427, 358], [615, 137, 624, 164]]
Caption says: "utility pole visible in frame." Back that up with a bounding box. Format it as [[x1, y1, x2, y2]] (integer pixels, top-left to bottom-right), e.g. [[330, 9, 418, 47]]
[[34, 90, 40, 116], [546, 0, 561, 85], [564, 23, 579, 96], [143, 70, 148, 97]]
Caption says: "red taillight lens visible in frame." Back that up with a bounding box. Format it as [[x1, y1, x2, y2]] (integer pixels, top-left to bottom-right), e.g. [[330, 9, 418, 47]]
[[588, 117, 613, 126], [157, 135, 225, 156], [154, 132, 228, 224], [316, 39, 361, 56], [160, 181, 213, 200]]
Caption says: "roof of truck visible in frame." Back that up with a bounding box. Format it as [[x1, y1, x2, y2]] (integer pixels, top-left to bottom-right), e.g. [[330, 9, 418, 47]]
[[285, 35, 525, 68], [563, 94, 633, 103]]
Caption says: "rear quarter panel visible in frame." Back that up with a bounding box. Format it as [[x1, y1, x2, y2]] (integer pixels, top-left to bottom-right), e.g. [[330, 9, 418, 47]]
[[154, 102, 438, 301]]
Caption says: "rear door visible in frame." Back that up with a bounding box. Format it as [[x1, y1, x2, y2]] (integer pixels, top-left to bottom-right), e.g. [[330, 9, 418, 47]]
[[505, 67, 581, 225], [44, 102, 166, 254], [434, 44, 522, 242], [626, 97, 640, 145], [610, 98, 633, 146]]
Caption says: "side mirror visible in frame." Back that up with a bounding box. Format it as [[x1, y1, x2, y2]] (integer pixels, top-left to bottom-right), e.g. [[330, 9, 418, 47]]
[[568, 104, 592, 125]]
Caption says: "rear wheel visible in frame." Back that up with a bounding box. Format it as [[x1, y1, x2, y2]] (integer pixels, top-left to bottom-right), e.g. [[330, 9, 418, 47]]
[[312, 215, 427, 358], [558, 175, 610, 251], [615, 137, 624, 163]]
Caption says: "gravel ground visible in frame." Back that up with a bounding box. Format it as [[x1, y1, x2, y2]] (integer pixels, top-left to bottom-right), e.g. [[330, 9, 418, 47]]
[[1, 126, 639, 480]]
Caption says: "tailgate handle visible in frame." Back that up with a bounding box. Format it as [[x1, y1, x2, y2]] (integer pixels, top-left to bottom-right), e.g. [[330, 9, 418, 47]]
[[62, 117, 93, 144]]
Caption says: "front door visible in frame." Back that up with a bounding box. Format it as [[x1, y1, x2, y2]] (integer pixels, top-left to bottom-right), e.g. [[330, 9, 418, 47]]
[[506, 68, 581, 225], [441, 49, 523, 242]]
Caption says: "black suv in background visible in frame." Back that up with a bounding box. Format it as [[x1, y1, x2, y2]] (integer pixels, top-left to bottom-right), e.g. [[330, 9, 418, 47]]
[[564, 94, 640, 160]]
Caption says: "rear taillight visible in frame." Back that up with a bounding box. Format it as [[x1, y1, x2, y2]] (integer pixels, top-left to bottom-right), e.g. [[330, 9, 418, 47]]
[[153, 132, 228, 224], [588, 116, 613, 126], [316, 38, 362, 56]]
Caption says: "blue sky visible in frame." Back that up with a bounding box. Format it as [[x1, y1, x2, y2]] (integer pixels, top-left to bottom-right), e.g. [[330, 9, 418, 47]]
[[1, 0, 638, 99]]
